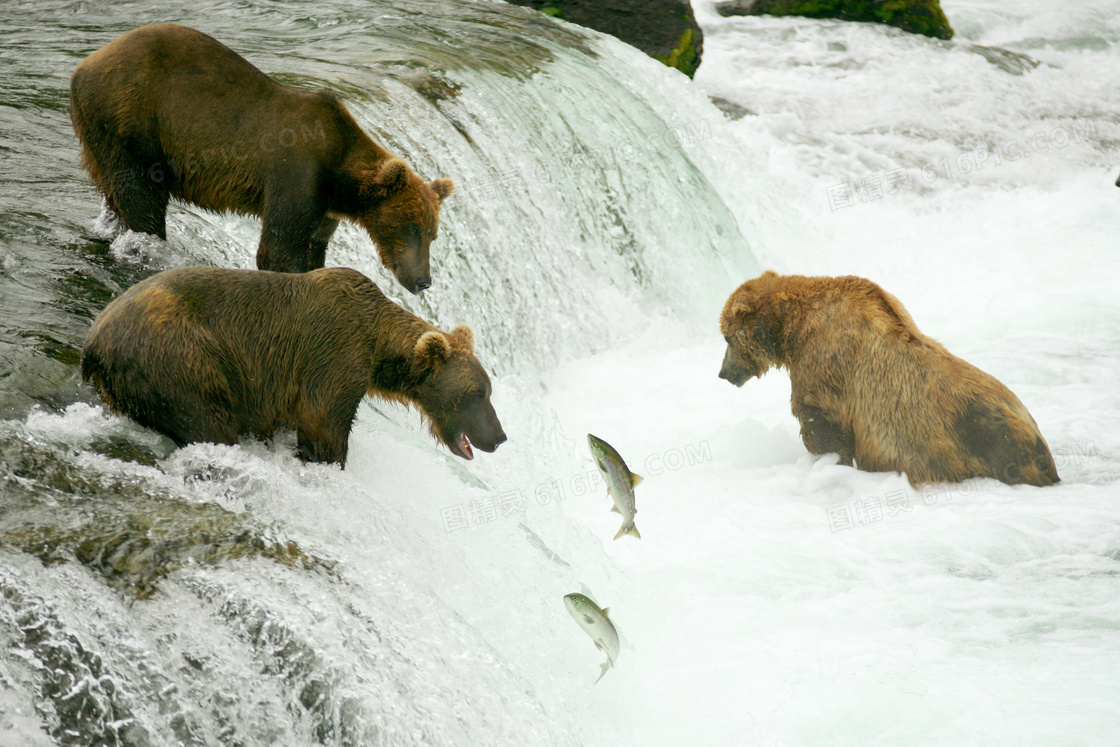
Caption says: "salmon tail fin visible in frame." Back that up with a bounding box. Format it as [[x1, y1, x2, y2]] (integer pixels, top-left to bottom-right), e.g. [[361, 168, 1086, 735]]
[[613, 521, 641, 540]]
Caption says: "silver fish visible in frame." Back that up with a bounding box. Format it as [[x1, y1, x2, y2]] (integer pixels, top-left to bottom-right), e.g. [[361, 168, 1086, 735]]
[[564, 593, 620, 683], [587, 433, 642, 540]]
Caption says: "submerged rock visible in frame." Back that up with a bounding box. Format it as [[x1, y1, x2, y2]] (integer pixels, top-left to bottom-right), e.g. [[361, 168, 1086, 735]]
[[506, 0, 705, 77], [963, 44, 1041, 75], [0, 435, 335, 599], [1, 490, 335, 599], [400, 71, 463, 103], [715, 0, 954, 41], [709, 95, 756, 119]]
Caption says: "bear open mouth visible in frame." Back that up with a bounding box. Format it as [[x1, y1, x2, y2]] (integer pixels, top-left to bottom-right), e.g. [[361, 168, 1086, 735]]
[[450, 433, 474, 460]]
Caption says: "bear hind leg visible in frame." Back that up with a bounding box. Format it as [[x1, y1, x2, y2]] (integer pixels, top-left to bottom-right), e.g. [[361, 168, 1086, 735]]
[[131, 389, 238, 449], [90, 361, 237, 448], [953, 399, 1059, 486], [94, 149, 171, 240], [157, 404, 239, 451]]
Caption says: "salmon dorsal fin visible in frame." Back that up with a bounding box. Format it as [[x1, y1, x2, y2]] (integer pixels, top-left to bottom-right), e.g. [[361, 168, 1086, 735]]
[[630, 473, 643, 488]]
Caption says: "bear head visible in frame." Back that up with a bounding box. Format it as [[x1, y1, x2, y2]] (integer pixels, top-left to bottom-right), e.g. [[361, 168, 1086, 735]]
[[719, 271, 784, 387], [410, 324, 506, 459], [359, 159, 454, 295]]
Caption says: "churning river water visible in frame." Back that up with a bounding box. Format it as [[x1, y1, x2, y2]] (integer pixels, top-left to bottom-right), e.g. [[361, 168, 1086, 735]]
[[2, 0, 1120, 744]]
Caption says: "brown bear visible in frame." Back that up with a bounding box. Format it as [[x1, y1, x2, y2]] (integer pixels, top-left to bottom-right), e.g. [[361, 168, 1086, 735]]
[[69, 24, 453, 293], [80, 266, 505, 466], [718, 272, 1058, 487]]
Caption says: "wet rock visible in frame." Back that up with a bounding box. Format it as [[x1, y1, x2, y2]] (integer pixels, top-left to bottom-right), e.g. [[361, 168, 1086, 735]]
[[400, 71, 462, 102], [0, 439, 335, 599], [963, 44, 1041, 75], [709, 96, 756, 119], [507, 0, 705, 77], [715, 0, 954, 41]]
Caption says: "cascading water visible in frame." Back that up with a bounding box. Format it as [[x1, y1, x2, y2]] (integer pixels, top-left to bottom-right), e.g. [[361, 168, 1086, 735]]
[[4, 0, 1120, 745], [1, 1, 761, 744]]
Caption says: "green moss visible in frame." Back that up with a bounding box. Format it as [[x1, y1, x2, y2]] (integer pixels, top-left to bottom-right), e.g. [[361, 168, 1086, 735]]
[[655, 27, 700, 78], [744, 0, 953, 40], [540, 6, 564, 17], [875, 0, 953, 39]]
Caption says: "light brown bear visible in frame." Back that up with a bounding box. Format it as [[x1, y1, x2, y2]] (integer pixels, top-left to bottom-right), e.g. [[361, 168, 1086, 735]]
[[81, 267, 505, 466], [718, 271, 1058, 487], [70, 23, 452, 293]]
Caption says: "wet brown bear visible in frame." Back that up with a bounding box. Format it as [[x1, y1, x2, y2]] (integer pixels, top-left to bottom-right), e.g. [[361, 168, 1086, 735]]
[[69, 24, 453, 293], [80, 267, 505, 466], [718, 272, 1058, 487]]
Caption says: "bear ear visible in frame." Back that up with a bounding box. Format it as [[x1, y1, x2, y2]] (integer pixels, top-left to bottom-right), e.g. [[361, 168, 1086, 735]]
[[415, 330, 451, 371], [362, 159, 410, 199], [729, 296, 756, 318], [728, 291, 759, 322], [760, 270, 779, 279], [447, 324, 474, 353], [431, 178, 454, 202], [720, 289, 757, 337]]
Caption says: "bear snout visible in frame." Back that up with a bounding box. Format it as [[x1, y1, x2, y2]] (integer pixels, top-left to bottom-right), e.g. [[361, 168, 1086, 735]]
[[718, 365, 749, 387], [472, 422, 507, 453], [489, 428, 508, 451], [394, 262, 431, 295], [719, 346, 752, 387]]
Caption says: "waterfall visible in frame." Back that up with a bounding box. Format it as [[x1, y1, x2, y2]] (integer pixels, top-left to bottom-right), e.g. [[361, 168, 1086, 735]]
[[0, 1, 763, 744]]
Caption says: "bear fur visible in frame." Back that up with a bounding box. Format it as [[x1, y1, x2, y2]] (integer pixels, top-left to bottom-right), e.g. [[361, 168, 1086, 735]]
[[69, 23, 453, 293], [718, 272, 1058, 487], [80, 266, 505, 466]]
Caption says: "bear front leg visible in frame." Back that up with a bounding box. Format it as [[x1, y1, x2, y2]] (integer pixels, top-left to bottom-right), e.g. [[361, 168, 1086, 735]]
[[795, 404, 856, 466], [295, 389, 364, 466], [296, 420, 352, 466], [257, 160, 326, 273], [308, 216, 339, 270]]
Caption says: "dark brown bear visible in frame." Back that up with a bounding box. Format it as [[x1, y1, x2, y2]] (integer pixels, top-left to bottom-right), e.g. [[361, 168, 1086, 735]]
[[81, 267, 505, 466], [718, 272, 1058, 487], [69, 24, 453, 293]]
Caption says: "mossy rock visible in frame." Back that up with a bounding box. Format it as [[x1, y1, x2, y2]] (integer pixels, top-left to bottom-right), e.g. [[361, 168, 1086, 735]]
[[655, 27, 701, 78], [1, 493, 336, 599], [507, 0, 705, 77], [716, 0, 954, 41], [0, 435, 335, 600]]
